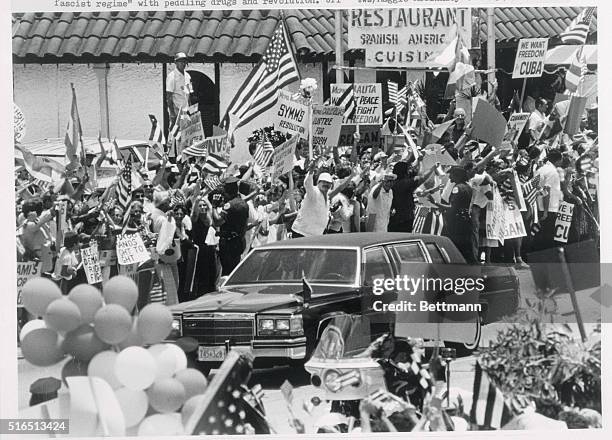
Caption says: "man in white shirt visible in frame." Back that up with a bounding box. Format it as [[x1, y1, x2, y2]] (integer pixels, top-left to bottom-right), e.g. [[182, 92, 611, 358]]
[[165, 52, 193, 123], [534, 149, 563, 251], [367, 172, 396, 232], [291, 166, 333, 238], [528, 98, 548, 143]]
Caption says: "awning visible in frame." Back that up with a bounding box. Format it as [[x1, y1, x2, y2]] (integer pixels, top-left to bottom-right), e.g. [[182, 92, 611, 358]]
[[544, 45, 597, 73]]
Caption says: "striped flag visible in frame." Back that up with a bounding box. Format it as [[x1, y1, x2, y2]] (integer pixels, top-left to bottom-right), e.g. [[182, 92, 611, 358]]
[[253, 138, 274, 168], [203, 175, 223, 191], [337, 85, 357, 122], [561, 7, 595, 45], [565, 46, 588, 93], [522, 175, 541, 207], [412, 206, 430, 234], [16, 146, 65, 183], [203, 153, 228, 176], [470, 362, 513, 429], [222, 19, 300, 135], [182, 140, 208, 158], [64, 84, 84, 170], [148, 114, 166, 149], [115, 158, 132, 212], [387, 80, 399, 109]]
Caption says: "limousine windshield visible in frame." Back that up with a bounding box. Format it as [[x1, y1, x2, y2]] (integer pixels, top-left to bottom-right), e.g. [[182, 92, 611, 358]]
[[226, 248, 358, 285]]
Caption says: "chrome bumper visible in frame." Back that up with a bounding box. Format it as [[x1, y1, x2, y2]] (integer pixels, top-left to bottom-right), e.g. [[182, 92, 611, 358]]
[[196, 337, 307, 360]]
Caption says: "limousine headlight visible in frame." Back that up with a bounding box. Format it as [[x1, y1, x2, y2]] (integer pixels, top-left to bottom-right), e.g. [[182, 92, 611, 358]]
[[168, 315, 182, 339], [257, 315, 304, 337]]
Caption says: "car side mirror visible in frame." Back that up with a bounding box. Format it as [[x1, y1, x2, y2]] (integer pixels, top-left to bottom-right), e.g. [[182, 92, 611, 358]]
[[218, 275, 228, 288]]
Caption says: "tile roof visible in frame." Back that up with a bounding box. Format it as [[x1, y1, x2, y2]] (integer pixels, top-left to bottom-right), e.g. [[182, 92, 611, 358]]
[[12, 8, 597, 63]]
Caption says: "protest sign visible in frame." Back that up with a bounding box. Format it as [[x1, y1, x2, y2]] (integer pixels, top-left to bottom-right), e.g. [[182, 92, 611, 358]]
[[503, 113, 530, 144], [348, 8, 472, 68], [180, 110, 205, 148], [81, 243, 103, 284], [116, 234, 150, 265], [512, 38, 549, 78], [554, 202, 574, 243], [338, 124, 382, 153], [17, 261, 41, 306], [118, 263, 139, 282], [273, 90, 309, 140], [312, 105, 344, 147], [471, 100, 507, 147], [331, 83, 383, 125], [14, 102, 26, 143], [272, 137, 298, 180], [502, 202, 527, 239], [486, 188, 505, 244], [95, 167, 119, 189]]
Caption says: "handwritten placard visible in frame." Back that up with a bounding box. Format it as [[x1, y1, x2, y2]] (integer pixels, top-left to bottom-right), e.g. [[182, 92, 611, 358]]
[[554, 201, 574, 243], [17, 261, 41, 306], [512, 38, 549, 79], [312, 105, 344, 147], [272, 137, 298, 180], [81, 243, 103, 284], [116, 234, 150, 265]]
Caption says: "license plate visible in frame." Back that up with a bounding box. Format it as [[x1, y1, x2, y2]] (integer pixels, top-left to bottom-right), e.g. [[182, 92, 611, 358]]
[[198, 346, 226, 362]]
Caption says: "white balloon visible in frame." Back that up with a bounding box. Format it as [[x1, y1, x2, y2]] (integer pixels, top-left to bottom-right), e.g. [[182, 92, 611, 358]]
[[148, 344, 188, 380], [181, 394, 205, 427], [137, 413, 184, 436], [115, 347, 156, 391], [88, 351, 122, 390], [114, 388, 149, 428], [19, 319, 46, 341]]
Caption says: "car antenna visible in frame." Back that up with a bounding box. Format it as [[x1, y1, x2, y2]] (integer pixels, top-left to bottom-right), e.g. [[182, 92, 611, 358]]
[[293, 271, 312, 308]]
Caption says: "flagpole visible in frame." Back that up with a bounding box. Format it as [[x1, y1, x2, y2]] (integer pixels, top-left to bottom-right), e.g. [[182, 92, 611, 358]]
[[335, 10, 343, 84]]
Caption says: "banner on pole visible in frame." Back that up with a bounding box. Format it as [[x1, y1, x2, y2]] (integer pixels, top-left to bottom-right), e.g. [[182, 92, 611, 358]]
[[272, 137, 298, 180], [331, 83, 383, 125], [502, 202, 527, 239], [471, 100, 507, 147], [17, 261, 41, 306], [503, 112, 530, 144], [116, 234, 151, 265], [348, 8, 472, 68], [81, 243, 103, 284], [312, 105, 344, 147], [273, 90, 309, 141], [512, 38, 549, 79], [486, 188, 505, 244], [554, 202, 574, 243], [180, 111, 205, 149]]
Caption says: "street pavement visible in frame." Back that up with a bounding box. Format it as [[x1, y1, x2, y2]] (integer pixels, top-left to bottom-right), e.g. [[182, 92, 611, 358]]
[[16, 269, 603, 432]]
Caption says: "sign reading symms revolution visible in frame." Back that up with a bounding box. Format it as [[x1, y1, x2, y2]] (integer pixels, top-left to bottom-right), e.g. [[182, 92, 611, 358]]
[[348, 8, 472, 68]]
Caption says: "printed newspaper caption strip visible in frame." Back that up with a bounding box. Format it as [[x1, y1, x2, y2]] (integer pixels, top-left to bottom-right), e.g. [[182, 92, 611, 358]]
[[348, 8, 472, 68]]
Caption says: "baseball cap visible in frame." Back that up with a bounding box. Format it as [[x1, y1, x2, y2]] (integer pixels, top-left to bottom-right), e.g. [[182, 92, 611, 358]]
[[174, 52, 188, 62], [317, 172, 333, 184]]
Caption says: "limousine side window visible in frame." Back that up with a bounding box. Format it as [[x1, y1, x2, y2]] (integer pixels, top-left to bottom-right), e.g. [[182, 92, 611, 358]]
[[388, 243, 427, 263], [363, 247, 393, 286]]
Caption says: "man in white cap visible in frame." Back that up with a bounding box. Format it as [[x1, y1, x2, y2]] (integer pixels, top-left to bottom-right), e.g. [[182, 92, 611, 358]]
[[367, 172, 396, 232], [166, 52, 193, 123], [291, 161, 334, 238]]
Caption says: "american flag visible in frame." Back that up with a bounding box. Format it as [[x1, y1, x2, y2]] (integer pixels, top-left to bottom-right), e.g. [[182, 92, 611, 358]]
[[222, 19, 300, 135], [115, 158, 132, 212], [565, 46, 588, 93], [168, 113, 182, 156], [203, 153, 228, 176], [182, 140, 208, 158], [148, 114, 166, 150], [522, 175, 541, 207], [412, 206, 430, 234], [185, 351, 271, 435], [64, 84, 84, 170], [336, 85, 357, 122], [253, 137, 274, 168], [388, 80, 399, 106], [470, 362, 513, 429], [203, 175, 223, 191], [561, 7, 595, 45]]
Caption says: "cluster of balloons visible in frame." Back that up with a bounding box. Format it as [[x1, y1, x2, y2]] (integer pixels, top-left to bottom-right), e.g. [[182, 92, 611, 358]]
[[20, 276, 209, 434]]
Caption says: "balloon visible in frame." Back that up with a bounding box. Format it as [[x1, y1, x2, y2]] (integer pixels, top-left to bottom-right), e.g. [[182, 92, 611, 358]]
[[115, 347, 156, 391], [21, 327, 65, 366], [115, 388, 149, 428], [146, 378, 186, 413], [19, 319, 46, 341], [174, 369, 208, 401], [103, 276, 138, 312], [137, 413, 184, 436], [62, 324, 109, 361], [118, 317, 143, 349], [61, 358, 89, 385], [137, 304, 173, 345], [181, 394, 205, 426], [88, 351, 122, 390], [44, 297, 82, 333], [93, 304, 132, 344], [68, 285, 103, 323], [21, 278, 62, 317], [148, 344, 187, 380]]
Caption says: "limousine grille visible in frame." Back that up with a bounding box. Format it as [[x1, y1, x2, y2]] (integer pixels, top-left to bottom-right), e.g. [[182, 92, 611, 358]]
[[182, 313, 255, 345]]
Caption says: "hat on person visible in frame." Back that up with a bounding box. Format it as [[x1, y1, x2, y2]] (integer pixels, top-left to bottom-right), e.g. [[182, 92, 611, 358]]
[[373, 151, 388, 161], [317, 172, 333, 184], [174, 52, 188, 62]]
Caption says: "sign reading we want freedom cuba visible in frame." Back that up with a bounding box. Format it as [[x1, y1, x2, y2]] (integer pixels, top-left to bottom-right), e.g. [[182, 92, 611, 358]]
[[348, 8, 473, 68]]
